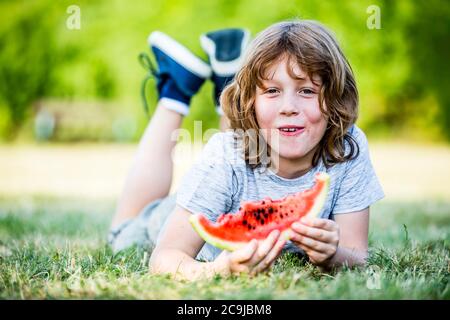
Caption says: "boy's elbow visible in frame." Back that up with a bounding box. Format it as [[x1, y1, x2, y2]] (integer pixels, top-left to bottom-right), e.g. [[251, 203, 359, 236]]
[[148, 247, 189, 279], [148, 247, 166, 275], [350, 249, 369, 269], [325, 248, 369, 271]]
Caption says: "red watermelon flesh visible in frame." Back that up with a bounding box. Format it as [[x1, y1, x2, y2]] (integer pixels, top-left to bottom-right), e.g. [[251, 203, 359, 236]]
[[189, 172, 330, 251]]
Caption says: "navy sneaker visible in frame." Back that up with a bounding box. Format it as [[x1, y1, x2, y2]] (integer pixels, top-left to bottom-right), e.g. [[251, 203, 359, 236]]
[[140, 31, 212, 116], [200, 28, 251, 115]]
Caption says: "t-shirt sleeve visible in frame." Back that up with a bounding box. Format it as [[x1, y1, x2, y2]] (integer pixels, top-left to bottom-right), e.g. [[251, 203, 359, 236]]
[[332, 126, 385, 214], [176, 133, 235, 222]]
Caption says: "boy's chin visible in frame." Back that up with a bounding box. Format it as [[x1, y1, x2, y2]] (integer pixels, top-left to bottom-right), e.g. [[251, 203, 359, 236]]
[[272, 148, 308, 161]]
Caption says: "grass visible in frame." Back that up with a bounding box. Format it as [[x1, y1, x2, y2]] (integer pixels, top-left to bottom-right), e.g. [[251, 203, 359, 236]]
[[0, 197, 449, 299], [0, 142, 448, 299]]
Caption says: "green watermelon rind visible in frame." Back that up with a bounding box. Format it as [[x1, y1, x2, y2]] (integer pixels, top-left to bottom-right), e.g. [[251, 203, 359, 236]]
[[304, 172, 330, 219], [189, 214, 246, 251], [189, 172, 330, 252]]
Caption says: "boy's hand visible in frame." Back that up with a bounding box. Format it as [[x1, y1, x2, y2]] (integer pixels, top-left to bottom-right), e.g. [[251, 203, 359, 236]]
[[213, 230, 286, 277], [290, 217, 339, 266]]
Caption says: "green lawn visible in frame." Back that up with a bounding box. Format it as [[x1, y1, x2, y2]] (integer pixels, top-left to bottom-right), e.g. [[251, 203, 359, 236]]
[[0, 197, 448, 299]]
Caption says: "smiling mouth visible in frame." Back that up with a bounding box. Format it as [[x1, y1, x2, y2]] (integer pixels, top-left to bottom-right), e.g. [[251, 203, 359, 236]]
[[278, 126, 305, 135]]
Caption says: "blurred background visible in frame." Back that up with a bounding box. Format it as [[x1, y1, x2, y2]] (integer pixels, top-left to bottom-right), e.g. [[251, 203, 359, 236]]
[[0, 0, 449, 202]]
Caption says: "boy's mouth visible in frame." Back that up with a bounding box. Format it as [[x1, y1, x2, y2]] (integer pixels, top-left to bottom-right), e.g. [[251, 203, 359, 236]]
[[278, 125, 305, 136]]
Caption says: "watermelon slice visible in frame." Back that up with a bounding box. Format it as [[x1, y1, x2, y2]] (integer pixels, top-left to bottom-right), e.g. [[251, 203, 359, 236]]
[[189, 172, 330, 251]]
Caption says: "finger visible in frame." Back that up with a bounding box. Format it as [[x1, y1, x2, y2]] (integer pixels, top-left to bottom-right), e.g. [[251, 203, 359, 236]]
[[231, 239, 258, 263], [252, 239, 284, 275], [258, 230, 281, 254], [265, 237, 286, 265], [300, 217, 336, 231], [290, 240, 312, 256], [291, 223, 335, 242], [232, 264, 250, 274], [291, 241, 329, 261], [251, 237, 286, 275], [250, 230, 280, 265], [290, 234, 330, 253]]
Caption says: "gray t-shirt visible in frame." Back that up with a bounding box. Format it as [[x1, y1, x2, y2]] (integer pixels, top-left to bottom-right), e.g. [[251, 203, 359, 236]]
[[176, 125, 384, 261]]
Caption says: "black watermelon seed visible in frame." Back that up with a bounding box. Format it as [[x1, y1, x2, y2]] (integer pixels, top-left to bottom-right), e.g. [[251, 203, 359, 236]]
[[261, 219, 265, 224], [243, 220, 247, 225], [264, 214, 268, 219], [269, 207, 273, 214], [262, 201, 265, 205]]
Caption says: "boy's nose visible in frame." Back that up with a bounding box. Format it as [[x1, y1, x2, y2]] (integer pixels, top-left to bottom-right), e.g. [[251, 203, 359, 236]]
[[279, 94, 301, 116]]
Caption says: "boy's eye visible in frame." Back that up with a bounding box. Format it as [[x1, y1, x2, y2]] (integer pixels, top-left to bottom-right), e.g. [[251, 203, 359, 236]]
[[299, 88, 316, 96], [264, 88, 279, 95]]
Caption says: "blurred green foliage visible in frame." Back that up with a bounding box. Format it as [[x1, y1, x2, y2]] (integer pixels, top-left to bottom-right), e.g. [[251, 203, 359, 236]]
[[0, 0, 448, 142], [0, 1, 57, 139]]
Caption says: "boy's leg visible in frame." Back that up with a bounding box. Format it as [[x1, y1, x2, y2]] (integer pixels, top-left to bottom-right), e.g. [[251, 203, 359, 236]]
[[111, 32, 211, 229], [111, 104, 181, 229], [200, 28, 250, 118]]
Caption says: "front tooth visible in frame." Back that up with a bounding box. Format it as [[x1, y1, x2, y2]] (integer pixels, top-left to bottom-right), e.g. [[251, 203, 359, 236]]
[[280, 128, 296, 132]]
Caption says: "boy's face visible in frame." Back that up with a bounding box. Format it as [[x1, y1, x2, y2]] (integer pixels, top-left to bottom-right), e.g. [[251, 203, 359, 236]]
[[254, 55, 328, 173]]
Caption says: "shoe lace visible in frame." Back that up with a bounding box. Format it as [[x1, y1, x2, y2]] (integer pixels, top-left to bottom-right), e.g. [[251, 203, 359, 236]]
[[138, 52, 158, 117]]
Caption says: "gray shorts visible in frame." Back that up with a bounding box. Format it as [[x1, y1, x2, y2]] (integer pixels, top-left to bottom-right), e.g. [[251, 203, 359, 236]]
[[108, 193, 177, 254], [107, 193, 217, 261]]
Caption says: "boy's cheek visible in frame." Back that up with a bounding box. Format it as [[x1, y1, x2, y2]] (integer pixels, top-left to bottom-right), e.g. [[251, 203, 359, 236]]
[[304, 97, 327, 121]]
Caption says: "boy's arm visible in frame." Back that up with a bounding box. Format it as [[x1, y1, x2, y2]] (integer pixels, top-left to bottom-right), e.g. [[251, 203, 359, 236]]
[[149, 206, 228, 281], [150, 206, 287, 280], [322, 208, 369, 270]]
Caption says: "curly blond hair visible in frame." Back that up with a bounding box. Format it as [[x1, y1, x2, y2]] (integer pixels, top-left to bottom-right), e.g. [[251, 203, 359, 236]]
[[221, 20, 359, 168]]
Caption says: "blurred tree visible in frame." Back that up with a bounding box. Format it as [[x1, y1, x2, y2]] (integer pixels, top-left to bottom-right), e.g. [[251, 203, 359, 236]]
[[92, 58, 116, 99], [404, 0, 450, 140], [0, 0, 448, 142], [0, 3, 57, 138]]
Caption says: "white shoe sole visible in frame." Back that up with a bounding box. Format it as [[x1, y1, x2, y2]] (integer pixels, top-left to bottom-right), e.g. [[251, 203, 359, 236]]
[[148, 31, 212, 79]]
